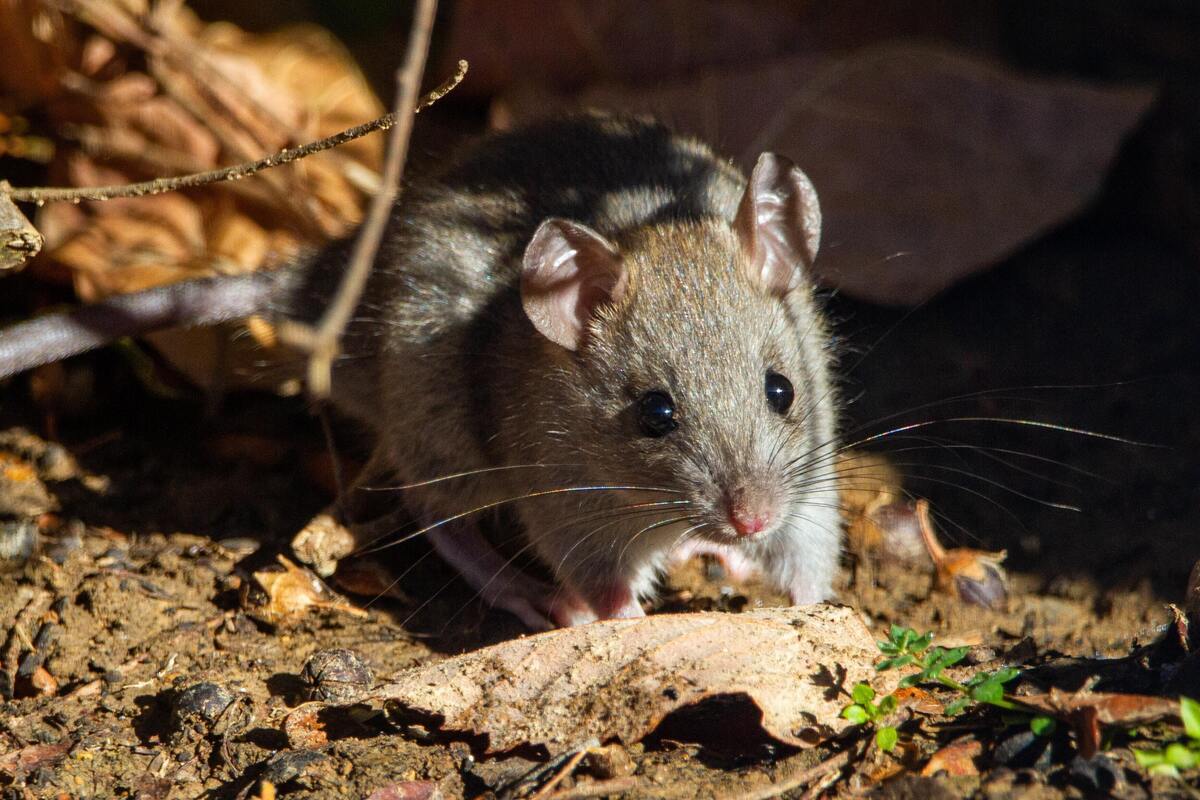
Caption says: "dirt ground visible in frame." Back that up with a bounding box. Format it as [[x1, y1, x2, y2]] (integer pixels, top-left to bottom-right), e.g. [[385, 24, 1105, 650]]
[[1, 201, 1199, 798]]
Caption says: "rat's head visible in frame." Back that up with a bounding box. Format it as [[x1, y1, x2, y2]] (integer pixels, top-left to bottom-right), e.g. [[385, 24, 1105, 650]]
[[520, 153, 836, 548]]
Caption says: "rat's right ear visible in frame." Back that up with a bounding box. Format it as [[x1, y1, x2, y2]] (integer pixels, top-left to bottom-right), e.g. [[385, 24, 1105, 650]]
[[521, 218, 627, 351]]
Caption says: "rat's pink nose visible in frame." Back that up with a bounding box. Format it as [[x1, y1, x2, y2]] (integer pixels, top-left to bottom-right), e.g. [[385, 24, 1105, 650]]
[[725, 488, 773, 538]]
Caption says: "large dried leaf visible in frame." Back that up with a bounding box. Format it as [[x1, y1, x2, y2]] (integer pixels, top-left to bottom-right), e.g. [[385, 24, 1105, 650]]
[[516, 44, 1154, 305], [439, 1, 987, 98], [0, 0, 384, 390], [374, 605, 892, 755], [1016, 688, 1181, 759]]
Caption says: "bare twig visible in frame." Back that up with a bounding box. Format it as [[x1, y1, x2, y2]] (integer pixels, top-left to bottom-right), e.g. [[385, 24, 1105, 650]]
[[275, 0, 439, 398], [728, 744, 859, 800], [3, 59, 465, 206], [528, 747, 593, 800], [494, 739, 600, 800], [541, 777, 640, 800]]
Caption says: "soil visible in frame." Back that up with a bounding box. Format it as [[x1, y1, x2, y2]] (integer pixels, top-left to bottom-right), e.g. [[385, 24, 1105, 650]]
[[2, 120, 1199, 800]]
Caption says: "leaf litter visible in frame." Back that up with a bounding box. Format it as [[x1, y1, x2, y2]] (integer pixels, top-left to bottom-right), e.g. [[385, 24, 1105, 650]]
[[373, 605, 893, 756]]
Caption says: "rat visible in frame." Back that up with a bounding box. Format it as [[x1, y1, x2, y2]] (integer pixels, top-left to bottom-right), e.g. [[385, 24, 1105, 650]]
[[0, 112, 842, 629]]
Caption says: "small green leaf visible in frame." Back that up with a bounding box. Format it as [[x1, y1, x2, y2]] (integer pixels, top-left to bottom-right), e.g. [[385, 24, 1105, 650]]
[[876, 654, 915, 672], [1030, 716, 1057, 737], [898, 674, 921, 689], [1181, 696, 1200, 742], [852, 683, 876, 705], [876, 726, 899, 752], [878, 695, 898, 715], [944, 697, 970, 716], [935, 646, 969, 671], [970, 680, 1005, 705], [842, 704, 869, 725], [911, 632, 934, 653], [1165, 743, 1197, 770], [991, 667, 1021, 685], [1133, 748, 1166, 768]]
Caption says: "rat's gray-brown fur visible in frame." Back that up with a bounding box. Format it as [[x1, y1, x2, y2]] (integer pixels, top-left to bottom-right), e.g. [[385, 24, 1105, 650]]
[[0, 112, 842, 628]]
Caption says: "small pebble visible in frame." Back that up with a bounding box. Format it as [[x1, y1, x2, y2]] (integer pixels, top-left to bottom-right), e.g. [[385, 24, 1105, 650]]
[[171, 682, 237, 733], [259, 749, 327, 786], [991, 729, 1051, 770], [301, 648, 373, 704], [584, 745, 635, 779], [217, 537, 260, 559], [1067, 754, 1122, 793], [0, 519, 38, 566]]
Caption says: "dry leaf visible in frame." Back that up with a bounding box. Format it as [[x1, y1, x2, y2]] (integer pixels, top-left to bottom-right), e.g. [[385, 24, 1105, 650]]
[[0, 450, 56, 518], [1, 0, 383, 391], [373, 605, 894, 755], [915, 499, 1008, 610], [529, 44, 1155, 305], [364, 783, 443, 800], [250, 555, 366, 623], [1016, 688, 1180, 759], [282, 705, 328, 749], [441, 2, 993, 99], [921, 738, 982, 777], [1017, 688, 1180, 725], [0, 740, 72, 776]]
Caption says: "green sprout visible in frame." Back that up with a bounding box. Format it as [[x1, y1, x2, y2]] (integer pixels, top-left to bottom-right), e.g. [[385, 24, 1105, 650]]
[[841, 625, 1056, 752], [1132, 696, 1200, 779], [841, 681, 900, 751]]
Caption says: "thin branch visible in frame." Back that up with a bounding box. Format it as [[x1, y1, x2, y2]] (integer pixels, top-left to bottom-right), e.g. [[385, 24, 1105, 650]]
[[729, 744, 860, 800], [275, 0, 440, 399], [3, 59, 466, 206]]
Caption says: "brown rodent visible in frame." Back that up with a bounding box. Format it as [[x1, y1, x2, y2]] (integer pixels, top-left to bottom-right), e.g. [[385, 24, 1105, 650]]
[[0, 112, 842, 628]]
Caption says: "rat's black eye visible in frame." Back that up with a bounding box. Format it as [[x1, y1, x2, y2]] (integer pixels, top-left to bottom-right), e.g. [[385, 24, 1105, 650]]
[[765, 372, 794, 415], [638, 391, 678, 437]]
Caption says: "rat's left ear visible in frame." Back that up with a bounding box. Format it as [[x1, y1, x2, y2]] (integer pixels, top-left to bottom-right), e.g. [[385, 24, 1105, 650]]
[[521, 218, 627, 351], [733, 152, 822, 296]]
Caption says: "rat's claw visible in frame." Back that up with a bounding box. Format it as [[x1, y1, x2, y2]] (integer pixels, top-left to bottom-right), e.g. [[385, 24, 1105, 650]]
[[671, 540, 761, 583], [494, 593, 556, 631]]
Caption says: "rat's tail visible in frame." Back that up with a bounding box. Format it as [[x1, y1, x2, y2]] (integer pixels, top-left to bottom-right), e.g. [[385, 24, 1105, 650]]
[[0, 269, 293, 381]]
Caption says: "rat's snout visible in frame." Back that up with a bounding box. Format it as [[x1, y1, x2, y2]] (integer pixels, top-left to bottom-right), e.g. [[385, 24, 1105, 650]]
[[723, 486, 776, 538]]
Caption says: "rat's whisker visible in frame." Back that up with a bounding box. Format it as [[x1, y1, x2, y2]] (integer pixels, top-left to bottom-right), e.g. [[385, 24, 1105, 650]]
[[360, 462, 588, 491], [615, 513, 704, 569], [351, 484, 684, 556], [840, 416, 1156, 453]]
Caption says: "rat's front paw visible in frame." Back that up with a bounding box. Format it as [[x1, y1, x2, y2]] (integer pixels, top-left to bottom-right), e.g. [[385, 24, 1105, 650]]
[[484, 580, 597, 629]]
